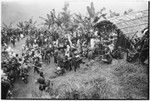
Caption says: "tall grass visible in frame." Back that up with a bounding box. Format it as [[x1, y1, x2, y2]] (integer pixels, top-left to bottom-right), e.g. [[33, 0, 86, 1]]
[[112, 63, 148, 99], [46, 60, 148, 99]]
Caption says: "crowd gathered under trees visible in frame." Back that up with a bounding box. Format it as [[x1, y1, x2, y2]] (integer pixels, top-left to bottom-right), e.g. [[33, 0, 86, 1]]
[[1, 2, 148, 99]]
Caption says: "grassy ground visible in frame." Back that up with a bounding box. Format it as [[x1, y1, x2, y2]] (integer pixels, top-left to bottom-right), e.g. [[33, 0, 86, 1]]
[[46, 59, 148, 99]]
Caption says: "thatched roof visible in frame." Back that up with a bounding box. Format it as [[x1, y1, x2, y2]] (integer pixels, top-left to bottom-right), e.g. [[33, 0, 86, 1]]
[[108, 10, 148, 38]]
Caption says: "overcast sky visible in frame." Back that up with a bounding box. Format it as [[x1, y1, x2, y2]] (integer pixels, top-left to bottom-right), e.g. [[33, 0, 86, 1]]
[[1, 0, 148, 26]]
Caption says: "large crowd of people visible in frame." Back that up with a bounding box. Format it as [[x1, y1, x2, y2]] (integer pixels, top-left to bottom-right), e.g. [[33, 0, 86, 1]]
[[1, 15, 148, 99]]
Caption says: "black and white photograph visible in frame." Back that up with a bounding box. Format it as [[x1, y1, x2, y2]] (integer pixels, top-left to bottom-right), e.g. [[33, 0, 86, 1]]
[[1, 0, 149, 99]]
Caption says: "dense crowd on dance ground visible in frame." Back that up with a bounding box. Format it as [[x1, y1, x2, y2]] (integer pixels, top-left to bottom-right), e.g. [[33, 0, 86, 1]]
[[1, 6, 148, 99]]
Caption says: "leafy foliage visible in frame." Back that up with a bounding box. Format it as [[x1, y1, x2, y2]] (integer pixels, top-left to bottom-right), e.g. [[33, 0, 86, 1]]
[[17, 19, 37, 31]]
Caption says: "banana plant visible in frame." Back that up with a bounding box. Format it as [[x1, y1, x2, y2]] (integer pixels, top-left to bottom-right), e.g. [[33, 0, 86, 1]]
[[73, 13, 90, 32], [87, 2, 107, 22], [40, 9, 59, 29], [73, 13, 84, 24], [17, 19, 37, 32], [87, 2, 95, 18], [60, 3, 72, 28], [39, 14, 53, 29]]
